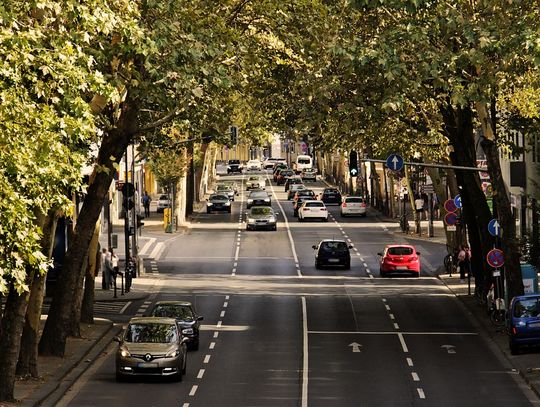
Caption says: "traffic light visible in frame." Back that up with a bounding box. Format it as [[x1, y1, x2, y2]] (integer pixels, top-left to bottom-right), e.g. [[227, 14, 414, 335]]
[[136, 214, 145, 228], [121, 182, 135, 212], [349, 150, 358, 177], [230, 125, 238, 145]]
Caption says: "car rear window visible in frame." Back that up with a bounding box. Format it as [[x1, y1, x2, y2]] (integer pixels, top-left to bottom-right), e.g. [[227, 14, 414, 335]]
[[514, 298, 540, 318], [346, 197, 364, 203], [388, 247, 414, 256], [298, 158, 311, 164], [306, 202, 324, 207], [324, 189, 339, 194], [320, 242, 348, 253]]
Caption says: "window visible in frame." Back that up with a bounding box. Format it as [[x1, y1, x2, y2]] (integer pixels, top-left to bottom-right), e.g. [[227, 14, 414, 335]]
[[388, 247, 414, 256], [320, 242, 348, 253], [153, 305, 194, 320], [125, 323, 178, 343], [514, 298, 540, 318]]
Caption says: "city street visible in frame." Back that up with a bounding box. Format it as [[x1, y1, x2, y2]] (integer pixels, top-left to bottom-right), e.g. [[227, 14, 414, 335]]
[[55, 173, 536, 407]]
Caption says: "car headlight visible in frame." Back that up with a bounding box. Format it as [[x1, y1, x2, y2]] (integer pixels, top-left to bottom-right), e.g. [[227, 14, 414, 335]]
[[264, 198, 270, 202], [248, 218, 256, 224], [165, 349, 181, 358], [120, 348, 131, 358], [225, 201, 231, 206], [247, 199, 253, 203], [269, 217, 276, 222], [207, 202, 214, 206], [517, 321, 526, 327], [182, 328, 194, 335]]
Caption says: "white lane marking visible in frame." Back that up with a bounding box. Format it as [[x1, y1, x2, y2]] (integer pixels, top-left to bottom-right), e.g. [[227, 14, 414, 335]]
[[412, 372, 420, 381], [407, 358, 414, 366], [365, 268, 370, 273], [363, 263, 368, 268], [197, 369, 205, 379], [382, 298, 387, 302], [394, 323, 400, 330], [398, 332, 409, 353], [308, 331, 478, 335], [360, 257, 365, 262], [344, 234, 349, 238], [220, 310, 226, 317], [149, 242, 165, 259], [369, 275, 374, 279], [139, 238, 157, 255], [189, 385, 198, 396], [385, 305, 391, 311], [204, 355, 211, 364], [268, 178, 301, 277], [233, 262, 238, 267], [209, 342, 216, 349], [213, 332, 219, 338], [225, 295, 230, 300], [234, 246, 240, 260], [140, 304, 149, 309], [119, 302, 132, 314], [232, 268, 236, 274], [217, 320, 222, 327], [183, 403, 190, 407], [223, 302, 228, 308], [302, 296, 308, 407], [417, 388, 426, 399], [389, 314, 395, 320]]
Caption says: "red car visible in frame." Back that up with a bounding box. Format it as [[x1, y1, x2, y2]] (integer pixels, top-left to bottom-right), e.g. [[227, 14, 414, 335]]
[[378, 245, 420, 277]]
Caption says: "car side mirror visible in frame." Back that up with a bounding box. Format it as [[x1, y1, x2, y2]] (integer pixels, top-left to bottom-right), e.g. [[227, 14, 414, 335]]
[[377, 252, 383, 256], [181, 337, 190, 344], [348, 245, 353, 249], [416, 252, 421, 255], [197, 316, 204, 321], [113, 336, 122, 343], [312, 245, 317, 250], [275, 212, 280, 216]]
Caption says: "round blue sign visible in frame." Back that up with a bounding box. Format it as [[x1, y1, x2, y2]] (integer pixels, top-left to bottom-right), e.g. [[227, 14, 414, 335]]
[[454, 194, 462, 209], [386, 154, 404, 171], [487, 219, 501, 237]]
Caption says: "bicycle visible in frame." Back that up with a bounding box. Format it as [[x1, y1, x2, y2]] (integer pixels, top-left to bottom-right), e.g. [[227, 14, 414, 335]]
[[486, 284, 506, 328], [399, 213, 410, 233]]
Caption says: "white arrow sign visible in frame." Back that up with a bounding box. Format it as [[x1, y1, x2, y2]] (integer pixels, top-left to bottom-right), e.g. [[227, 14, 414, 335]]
[[441, 345, 456, 354], [392, 156, 399, 169], [349, 342, 362, 353], [350, 168, 358, 176]]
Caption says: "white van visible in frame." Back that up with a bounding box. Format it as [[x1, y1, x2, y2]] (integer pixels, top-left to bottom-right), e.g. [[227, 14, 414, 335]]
[[294, 155, 313, 173]]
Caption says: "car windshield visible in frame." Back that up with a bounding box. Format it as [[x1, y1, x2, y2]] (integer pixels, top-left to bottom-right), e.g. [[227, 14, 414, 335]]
[[152, 305, 194, 320], [320, 242, 348, 253], [125, 323, 178, 343], [304, 169, 315, 173], [251, 207, 272, 216], [249, 176, 259, 181], [282, 171, 293, 176], [250, 192, 267, 198], [229, 160, 240, 164], [346, 198, 364, 203], [159, 195, 169, 200], [514, 298, 540, 318], [216, 185, 231, 191], [388, 247, 414, 256], [211, 195, 228, 200]]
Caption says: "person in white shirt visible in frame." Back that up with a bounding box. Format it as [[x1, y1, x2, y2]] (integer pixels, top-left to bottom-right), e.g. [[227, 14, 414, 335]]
[[414, 195, 425, 220]]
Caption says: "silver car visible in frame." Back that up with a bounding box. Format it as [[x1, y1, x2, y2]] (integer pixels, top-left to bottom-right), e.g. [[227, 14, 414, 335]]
[[115, 317, 188, 382], [216, 184, 235, 201], [246, 175, 265, 190], [246, 206, 278, 231]]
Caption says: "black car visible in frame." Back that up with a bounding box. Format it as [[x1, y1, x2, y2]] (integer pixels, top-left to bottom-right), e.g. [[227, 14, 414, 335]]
[[247, 190, 271, 209], [276, 170, 295, 185], [227, 160, 242, 174], [207, 193, 231, 213], [313, 239, 352, 269], [284, 176, 303, 192], [321, 188, 342, 205], [151, 301, 204, 351]]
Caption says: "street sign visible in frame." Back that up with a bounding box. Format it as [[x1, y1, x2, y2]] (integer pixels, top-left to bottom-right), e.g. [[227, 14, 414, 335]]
[[487, 248, 505, 268], [454, 194, 462, 209], [422, 184, 434, 194], [444, 199, 457, 213], [386, 154, 404, 171], [444, 212, 458, 226], [488, 219, 501, 237]]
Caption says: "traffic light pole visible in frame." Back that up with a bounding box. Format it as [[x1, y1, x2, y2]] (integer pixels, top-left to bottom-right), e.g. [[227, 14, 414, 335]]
[[124, 147, 130, 272]]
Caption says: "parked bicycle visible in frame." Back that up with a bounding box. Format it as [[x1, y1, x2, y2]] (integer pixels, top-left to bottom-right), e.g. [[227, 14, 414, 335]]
[[486, 284, 506, 327]]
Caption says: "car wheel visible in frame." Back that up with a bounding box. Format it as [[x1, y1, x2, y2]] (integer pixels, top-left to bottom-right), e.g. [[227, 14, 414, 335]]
[[272, 225, 277, 231], [362, 213, 367, 218], [341, 212, 346, 217], [344, 262, 351, 270], [315, 261, 320, 269], [189, 338, 200, 351], [510, 342, 520, 355], [115, 372, 126, 382], [246, 225, 250, 231], [298, 216, 303, 222], [174, 369, 183, 382], [227, 208, 231, 213], [182, 354, 187, 374], [206, 209, 211, 214], [380, 269, 386, 277], [323, 217, 328, 222]]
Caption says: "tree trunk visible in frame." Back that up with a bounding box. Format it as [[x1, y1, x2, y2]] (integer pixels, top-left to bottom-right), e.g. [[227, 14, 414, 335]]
[[39, 101, 138, 357], [68, 254, 87, 337], [81, 224, 100, 324], [0, 282, 32, 401], [16, 211, 58, 377], [442, 104, 494, 295]]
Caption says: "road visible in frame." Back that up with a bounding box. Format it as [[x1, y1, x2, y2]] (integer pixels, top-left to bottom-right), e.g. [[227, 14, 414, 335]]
[[57, 172, 536, 407]]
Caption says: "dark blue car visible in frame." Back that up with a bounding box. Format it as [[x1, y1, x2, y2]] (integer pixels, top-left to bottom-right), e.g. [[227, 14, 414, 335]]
[[507, 294, 540, 354]]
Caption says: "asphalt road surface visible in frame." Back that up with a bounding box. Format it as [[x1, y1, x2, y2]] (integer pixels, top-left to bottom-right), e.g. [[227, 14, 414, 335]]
[[57, 172, 536, 407]]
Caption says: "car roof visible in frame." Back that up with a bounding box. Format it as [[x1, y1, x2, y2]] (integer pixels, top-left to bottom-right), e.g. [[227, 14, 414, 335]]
[[302, 200, 324, 204], [128, 316, 178, 325], [154, 301, 193, 307], [384, 244, 416, 249]]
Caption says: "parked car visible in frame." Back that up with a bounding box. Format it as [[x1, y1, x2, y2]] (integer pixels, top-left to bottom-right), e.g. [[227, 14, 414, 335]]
[[245, 206, 278, 231], [312, 239, 352, 269], [246, 175, 266, 190], [508, 294, 540, 355], [284, 176, 303, 192], [207, 194, 232, 213], [151, 301, 203, 351], [156, 194, 171, 213], [298, 200, 328, 222], [215, 184, 235, 201], [114, 317, 188, 382], [287, 183, 307, 200], [246, 159, 262, 171], [247, 190, 271, 209], [378, 245, 421, 277], [301, 168, 317, 182], [320, 188, 342, 205], [276, 170, 295, 185], [340, 196, 367, 217], [227, 159, 243, 174]]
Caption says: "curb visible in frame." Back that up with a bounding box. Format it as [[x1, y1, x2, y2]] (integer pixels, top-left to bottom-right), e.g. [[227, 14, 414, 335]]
[[25, 319, 120, 407]]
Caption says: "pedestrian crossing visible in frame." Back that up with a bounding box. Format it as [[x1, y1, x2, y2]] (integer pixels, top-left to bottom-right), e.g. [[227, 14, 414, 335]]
[[41, 301, 131, 315]]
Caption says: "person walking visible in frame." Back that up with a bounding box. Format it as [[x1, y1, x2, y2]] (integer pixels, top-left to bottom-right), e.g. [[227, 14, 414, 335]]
[[432, 194, 440, 219], [457, 245, 468, 283], [110, 248, 119, 288], [414, 194, 425, 220], [142, 191, 151, 218], [101, 247, 112, 290]]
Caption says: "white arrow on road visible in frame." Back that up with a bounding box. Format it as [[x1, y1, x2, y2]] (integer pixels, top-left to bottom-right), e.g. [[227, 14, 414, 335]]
[[349, 342, 362, 353], [441, 345, 456, 354]]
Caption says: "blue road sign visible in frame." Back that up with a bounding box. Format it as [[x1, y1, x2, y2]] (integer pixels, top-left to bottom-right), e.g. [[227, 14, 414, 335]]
[[488, 219, 501, 237], [487, 248, 504, 268], [454, 194, 462, 209], [386, 154, 404, 171]]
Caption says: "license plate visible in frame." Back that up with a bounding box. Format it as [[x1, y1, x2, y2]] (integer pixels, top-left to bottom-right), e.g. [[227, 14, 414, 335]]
[[396, 266, 408, 270], [328, 259, 340, 263], [327, 195, 335, 198], [137, 362, 158, 368]]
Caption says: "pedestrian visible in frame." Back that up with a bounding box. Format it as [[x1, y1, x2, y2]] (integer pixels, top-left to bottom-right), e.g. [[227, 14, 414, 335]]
[[432, 194, 440, 219], [101, 247, 112, 290], [110, 248, 119, 288], [414, 194, 425, 220], [421, 192, 429, 220], [142, 191, 151, 218], [457, 245, 467, 283]]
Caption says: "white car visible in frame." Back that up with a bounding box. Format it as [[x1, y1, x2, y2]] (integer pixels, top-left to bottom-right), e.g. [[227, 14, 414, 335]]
[[246, 159, 262, 171], [298, 200, 328, 222], [156, 194, 171, 213], [245, 175, 265, 190], [340, 196, 367, 217]]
